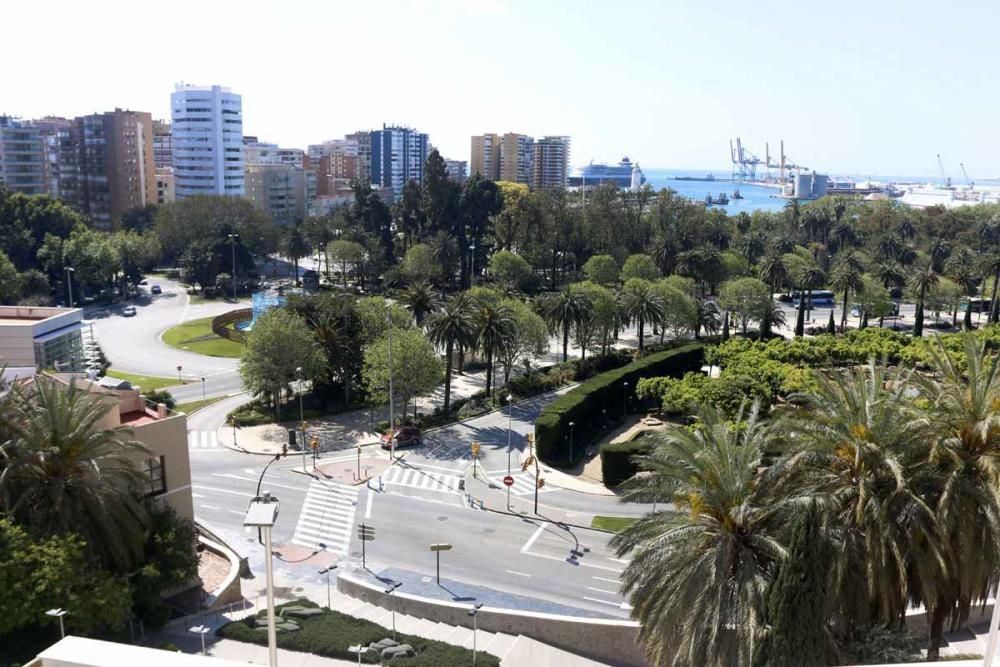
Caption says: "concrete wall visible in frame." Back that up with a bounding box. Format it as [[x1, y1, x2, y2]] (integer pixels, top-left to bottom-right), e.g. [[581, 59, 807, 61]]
[[134, 413, 194, 521], [337, 572, 645, 666]]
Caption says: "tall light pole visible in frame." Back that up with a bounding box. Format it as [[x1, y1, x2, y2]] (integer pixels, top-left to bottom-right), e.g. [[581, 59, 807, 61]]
[[201, 377, 206, 400], [384, 582, 402, 641], [228, 233, 240, 301], [46, 608, 67, 638], [189, 625, 209, 655], [296, 366, 306, 472], [622, 381, 629, 420], [568, 421, 576, 465], [244, 493, 280, 667], [469, 244, 476, 286], [319, 565, 338, 609], [506, 394, 514, 511], [386, 306, 395, 459], [469, 603, 484, 666], [64, 267, 75, 308]]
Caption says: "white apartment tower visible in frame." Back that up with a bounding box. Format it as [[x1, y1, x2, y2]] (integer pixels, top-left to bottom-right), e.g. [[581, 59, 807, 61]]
[[170, 84, 244, 198]]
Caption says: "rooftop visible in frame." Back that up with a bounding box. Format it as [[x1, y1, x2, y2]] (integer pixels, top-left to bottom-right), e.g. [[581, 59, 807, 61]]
[[32, 636, 250, 667], [0, 305, 81, 325]]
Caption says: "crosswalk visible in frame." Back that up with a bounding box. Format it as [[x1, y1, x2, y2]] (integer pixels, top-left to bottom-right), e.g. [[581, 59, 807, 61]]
[[290, 481, 360, 555], [188, 430, 221, 450], [380, 465, 463, 495], [487, 471, 554, 497]]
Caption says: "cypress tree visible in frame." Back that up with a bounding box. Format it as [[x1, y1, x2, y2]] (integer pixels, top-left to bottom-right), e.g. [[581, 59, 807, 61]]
[[722, 311, 730, 341], [827, 309, 836, 334], [753, 502, 828, 667]]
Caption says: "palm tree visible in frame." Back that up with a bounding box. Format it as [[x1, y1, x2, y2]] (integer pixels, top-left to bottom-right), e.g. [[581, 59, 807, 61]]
[[398, 281, 438, 326], [757, 251, 788, 296], [909, 262, 939, 337], [759, 301, 787, 339], [696, 299, 721, 338], [776, 361, 940, 633], [474, 301, 517, 397], [0, 378, 151, 571], [611, 404, 788, 666], [945, 249, 978, 330], [538, 287, 591, 362], [912, 336, 1000, 658], [282, 223, 310, 281], [830, 258, 864, 332], [977, 252, 1000, 324], [425, 294, 478, 413], [621, 280, 665, 356], [794, 265, 826, 337]]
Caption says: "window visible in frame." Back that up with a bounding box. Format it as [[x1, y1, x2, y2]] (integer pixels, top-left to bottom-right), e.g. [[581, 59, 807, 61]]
[[144, 456, 167, 496]]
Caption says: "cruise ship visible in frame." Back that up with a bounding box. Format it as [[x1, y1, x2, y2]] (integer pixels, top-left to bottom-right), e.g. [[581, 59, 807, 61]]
[[568, 157, 645, 188]]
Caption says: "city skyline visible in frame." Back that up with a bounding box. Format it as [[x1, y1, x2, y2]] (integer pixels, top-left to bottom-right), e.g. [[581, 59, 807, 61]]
[[2, 0, 999, 179]]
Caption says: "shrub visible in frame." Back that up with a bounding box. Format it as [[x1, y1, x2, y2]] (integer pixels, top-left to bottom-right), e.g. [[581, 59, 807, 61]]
[[535, 342, 705, 466], [601, 433, 656, 488]]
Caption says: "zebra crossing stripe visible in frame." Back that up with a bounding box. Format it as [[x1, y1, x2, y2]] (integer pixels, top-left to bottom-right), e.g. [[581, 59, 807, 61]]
[[380, 466, 462, 495], [187, 431, 220, 449], [291, 481, 359, 554]]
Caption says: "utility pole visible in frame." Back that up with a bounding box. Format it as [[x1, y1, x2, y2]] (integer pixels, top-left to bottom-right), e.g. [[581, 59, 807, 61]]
[[64, 267, 75, 308], [228, 233, 240, 301], [387, 306, 395, 459]]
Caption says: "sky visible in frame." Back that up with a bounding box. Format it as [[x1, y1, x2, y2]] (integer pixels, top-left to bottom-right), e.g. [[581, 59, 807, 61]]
[[2, 0, 998, 179]]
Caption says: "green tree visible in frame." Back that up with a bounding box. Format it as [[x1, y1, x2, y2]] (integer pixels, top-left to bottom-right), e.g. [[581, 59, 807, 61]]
[[154, 195, 276, 264], [945, 248, 979, 330], [620, 253, 661, 282], [621, 278, 665, 356], [0, 250, 22, 303], [538, 286, 592, 362], [756, 251, 788, 295], [0, 377, 150, 571], [498, 298, 549, 382], [719, 277, 772, 337], [830, 256, 865, 332], [425, 293, 478, 413], [130, 505, 199, 628], [400, 243, 439, 284], [855, 276, 894, 329], [753, 502, 828, 667], [327, 239, 366, 288], [397, 280, 438, 326], [793, 264, 826, 337], [239, 309, 328, 417], [282, 223, 310, 280], [362, 327, 443, 418], [488, 250, 532, 293], [474, 299, 517, 397], [571, 281, 616, 358], [582, 254, 620, 286], [356, 296, 413, 342], [611, 404, 786, 666], [909, 261, 939, 337]]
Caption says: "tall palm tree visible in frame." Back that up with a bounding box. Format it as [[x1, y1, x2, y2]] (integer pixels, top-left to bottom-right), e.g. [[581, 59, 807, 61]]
[[776, 361, 940, 633], [282, 223, 310, 281], [621, 280, 665, 356], [945, 249, 978, 330], [425, 294, 478, 413], [397, 281, 438, 326], [538, 287, 591, 362], [474, 301, 517, 397], [757, 251, 788, 295], [977, 251, 1000, 324], [794, 265, 826, 337], [909, 262, 939, 337], [611, 404, 788, 666], [830, 258, 864, 332], [912, 336, 1000, 658], [0, 378, 151, 571]]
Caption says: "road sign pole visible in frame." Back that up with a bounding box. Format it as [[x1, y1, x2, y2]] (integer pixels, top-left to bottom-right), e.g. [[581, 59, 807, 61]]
[[436, 549, 440, 585], [362, 535, 366, 569]]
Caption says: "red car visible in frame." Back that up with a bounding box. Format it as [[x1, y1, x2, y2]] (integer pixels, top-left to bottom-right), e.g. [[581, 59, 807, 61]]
[[380, 426, 423, 450]]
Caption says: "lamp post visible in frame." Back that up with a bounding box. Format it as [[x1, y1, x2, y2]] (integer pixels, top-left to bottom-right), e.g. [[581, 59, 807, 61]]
[[201, 377, 206, 400], [469, 603, 484, 666], [506, 394, 514, 511], [622, 381, 629, 420], [64, 267, 75, 308], [243, 493, 280, 667], [296, 366, 307, 472], [319, 565, 338, 609], [46, 608, 67, 638], [177, 365, 183, 384], [469, 244, 476, 286], [386, 306, 395, 460], [189, 625, 210, 655], [568, 421, 576, 465], [228, 233, 240, 301], [384, 582, 402, 641]]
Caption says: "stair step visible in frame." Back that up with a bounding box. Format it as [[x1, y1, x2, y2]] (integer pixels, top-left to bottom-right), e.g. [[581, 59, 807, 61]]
[[426, 622, 454, 641], [483, 632, 518, 659], [393, 614, 425, 634], [462, 630, 495, 650], [336, 598, 370, 616], [441, 625, 473, 645]]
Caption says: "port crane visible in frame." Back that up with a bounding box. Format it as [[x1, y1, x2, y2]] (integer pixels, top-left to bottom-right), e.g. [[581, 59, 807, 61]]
[[730, 137, 763, 182], [764, 140, 806, 183], [960, 162, 974, 190], [936, 154, 953, 189]]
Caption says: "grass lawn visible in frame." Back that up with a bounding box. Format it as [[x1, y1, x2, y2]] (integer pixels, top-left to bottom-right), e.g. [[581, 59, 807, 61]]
[[161, 317, 243, 358], [175, 395, 227, 415], [591, 515, 638, 532], [105, 369, 188, 390]]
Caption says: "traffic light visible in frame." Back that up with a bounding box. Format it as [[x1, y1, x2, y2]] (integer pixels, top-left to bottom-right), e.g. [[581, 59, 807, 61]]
[[521, 455, 534, 472], [470, 442, 480, 457], [281, 443, 288, 457], [537, 477, 545, 489], [310, 437, 319, 450]]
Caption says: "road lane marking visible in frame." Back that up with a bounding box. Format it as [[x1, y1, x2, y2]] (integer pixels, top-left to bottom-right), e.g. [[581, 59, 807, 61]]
[[592, 576, 620, 584], [505, 570, 531, 577], [211, 473, 306, 493], [199, 504, 221, 511], [521, 550, 623, 573], [587, 586, 618, 596], [583, 596, 621, 608], [192, 485, 253, 498], [520, 524, 546, 553], [365, 488, 374, 519]]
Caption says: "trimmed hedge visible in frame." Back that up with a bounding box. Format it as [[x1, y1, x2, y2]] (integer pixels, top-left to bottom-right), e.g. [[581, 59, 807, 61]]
[[218, 598, 499, 666], [601, 434, 656, 488], [535, 342, 705, 466]]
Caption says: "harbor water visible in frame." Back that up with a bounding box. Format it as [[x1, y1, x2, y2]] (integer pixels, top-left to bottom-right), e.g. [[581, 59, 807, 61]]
[[642, 168, 788, 214]]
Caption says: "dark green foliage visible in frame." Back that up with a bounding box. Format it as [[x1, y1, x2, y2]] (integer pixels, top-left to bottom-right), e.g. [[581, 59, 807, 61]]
[[144, 389, 175, 410], [535, 342, 705, 466], [217, 598, 500, 666], [600, 434, 655, 488], [753, 503, 828, 667], [827, 309, 836, 333], [131, 505, 199, 628]]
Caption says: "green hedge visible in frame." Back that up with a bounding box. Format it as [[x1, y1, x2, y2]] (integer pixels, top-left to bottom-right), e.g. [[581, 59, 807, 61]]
[[600, 434, 656, 488], [217, 599, 499, 666], [535, 342, 705, 466]]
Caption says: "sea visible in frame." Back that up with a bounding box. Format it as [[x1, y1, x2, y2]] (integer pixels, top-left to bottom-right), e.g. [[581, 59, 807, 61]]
[[641, 168, 787, 214]]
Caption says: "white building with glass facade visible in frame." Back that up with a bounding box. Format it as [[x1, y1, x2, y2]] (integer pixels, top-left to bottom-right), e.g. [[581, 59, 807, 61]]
[[0, 306, 83, 374], [170, 84, 244, 199]]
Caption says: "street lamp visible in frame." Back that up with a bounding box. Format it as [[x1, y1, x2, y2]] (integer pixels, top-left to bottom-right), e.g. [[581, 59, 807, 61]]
[[622, 381, 629, 420], [386, 306, 395, 460], [469, 244, 476, 286], [568, 421, 576, 465], [46, 608, 67, 638], [189, 625, 210, 655], [468, 603, 484, 667], [296, 366, 307, 472], [384, 582, 402, 641], [243, 493, 280, 667], [319, 565, 338, 609], [228, 233, 240, 301], [506, 394, 514, 511], [64, 267, 75, 308], [177, 365, 183, 384], [201, 377, 206, 400]]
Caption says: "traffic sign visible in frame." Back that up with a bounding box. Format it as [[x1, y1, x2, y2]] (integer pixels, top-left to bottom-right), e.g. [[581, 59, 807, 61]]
[[357, 523, 376, 541], [502, 475, 514, 487], [429, 543, 453, 552]]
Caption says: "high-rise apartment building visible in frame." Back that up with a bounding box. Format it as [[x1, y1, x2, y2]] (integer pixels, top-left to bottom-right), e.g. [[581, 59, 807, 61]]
[[68, 109, 156, 229], [170, 84, 244, 199], [152, 119, 172, 169], [370, 125, 429, 200], [470, 133, 499, 180], [244, 163, 307, 225], [33, 117, 78, 200], [345, 131, 372, 184], [0, 117, 47, 195], [444, 159, 468, 183], [156, 167, 175, 204], [500, 133, 534, 184], [531, 136, 571, 190]]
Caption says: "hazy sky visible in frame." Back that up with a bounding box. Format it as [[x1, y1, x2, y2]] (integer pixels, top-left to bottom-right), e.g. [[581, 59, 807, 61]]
[[3, 0, 997, 178]]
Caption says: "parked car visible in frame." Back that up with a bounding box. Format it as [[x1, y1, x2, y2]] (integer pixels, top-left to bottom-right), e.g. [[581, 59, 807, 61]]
[[380, 426, 423, 450], [151, 285, 162, 295], [139, 279, 148, 285], [122, 306, 137, 317]]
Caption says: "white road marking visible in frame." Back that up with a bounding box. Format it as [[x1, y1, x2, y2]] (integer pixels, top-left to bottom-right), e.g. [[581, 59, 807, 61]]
[[211, 473, 305, 493], [520, 524, 546, 553], [365, 488, 374, 519], [592, 576, 620, 584], [199, 504, 221, 511], [583, 596, 622, 608], [505, 570, 532, 577], [587, 586, 618, 596], [521, 550, 624, 573], [192, 485, 253, 498]]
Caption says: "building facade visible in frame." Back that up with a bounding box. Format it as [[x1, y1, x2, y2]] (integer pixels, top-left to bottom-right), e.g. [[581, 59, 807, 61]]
[[0, 116, 47, 195], [470, 133, 500, 180], [444, 159, 468, 183], [156, 166, 175, 204], [152, 119, 172, 169], [531, 135, 571, 190], [500, 133, 534, 184], [244, 163, 306, 225], [370, 125, 427, 200], [0, 306, 84, 373], [170, 84, 244, 198], [345, 131, 372, 184]]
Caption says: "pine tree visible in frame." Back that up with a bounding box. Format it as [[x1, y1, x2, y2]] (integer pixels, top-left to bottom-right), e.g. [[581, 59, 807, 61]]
[[827, 309, 836, 334], [753, 502, 828, 667]]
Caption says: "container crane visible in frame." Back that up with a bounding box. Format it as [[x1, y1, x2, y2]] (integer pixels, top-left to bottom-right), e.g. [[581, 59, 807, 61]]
[[937, 154, 953, 189], [960, 162, 974, 190]]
